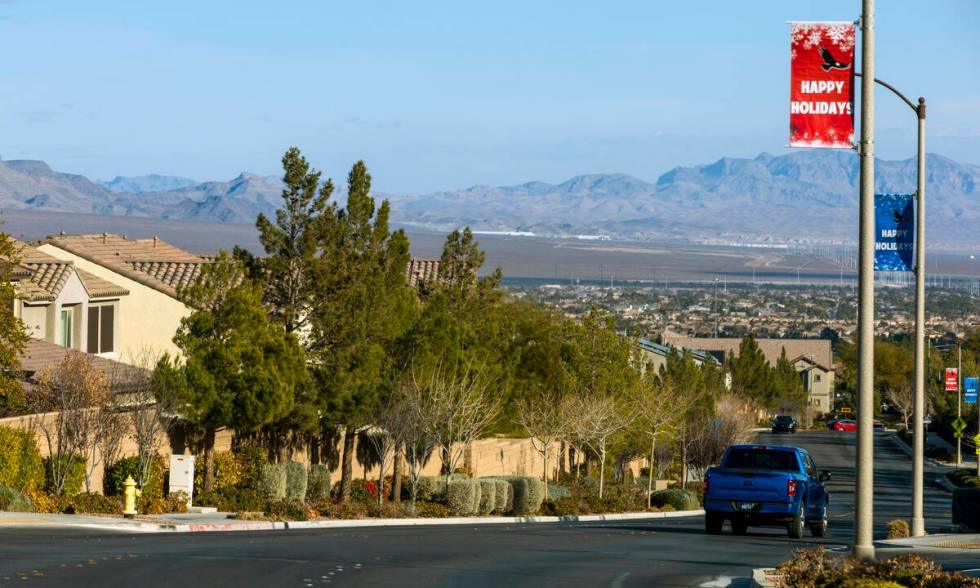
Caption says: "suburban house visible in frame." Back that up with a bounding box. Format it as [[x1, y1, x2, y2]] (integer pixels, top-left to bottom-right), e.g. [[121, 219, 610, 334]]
[[10, 239, 130, 360], [637, 338, 715, 375], [661, 332, 835, 414], [36, 233, 209, 365]]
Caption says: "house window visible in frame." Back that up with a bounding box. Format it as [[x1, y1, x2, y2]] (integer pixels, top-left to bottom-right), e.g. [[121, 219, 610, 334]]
[[87, 305, 114, 353], [815, 374, 822, 382], [815, 399, 821, 407], [59, 309, 72, 348]]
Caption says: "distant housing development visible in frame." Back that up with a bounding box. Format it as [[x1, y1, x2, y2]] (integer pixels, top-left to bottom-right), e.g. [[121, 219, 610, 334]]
[[661, 332, 835, 414]]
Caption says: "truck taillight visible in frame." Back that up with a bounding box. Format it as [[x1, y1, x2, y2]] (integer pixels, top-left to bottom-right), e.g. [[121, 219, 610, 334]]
[[787, 480, 797, 497], [703, 475, 710, 494]]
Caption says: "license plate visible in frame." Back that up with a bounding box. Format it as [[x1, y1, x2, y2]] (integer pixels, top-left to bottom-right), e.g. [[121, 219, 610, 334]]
[[736, 502, 756, 512]]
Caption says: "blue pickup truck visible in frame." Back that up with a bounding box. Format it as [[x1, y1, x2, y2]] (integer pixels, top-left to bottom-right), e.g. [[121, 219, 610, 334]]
[[703, 444, 831, 538]]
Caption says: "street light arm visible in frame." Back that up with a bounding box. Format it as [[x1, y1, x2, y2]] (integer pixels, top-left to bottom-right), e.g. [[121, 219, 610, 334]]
[[854, 72, 922, 117]]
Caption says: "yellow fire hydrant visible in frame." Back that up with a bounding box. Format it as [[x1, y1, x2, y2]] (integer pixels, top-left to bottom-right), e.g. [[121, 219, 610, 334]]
[[122, 476, 141, 518]]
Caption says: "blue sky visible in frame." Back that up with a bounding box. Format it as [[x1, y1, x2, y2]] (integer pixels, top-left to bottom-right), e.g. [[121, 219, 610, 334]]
[[1, 0, 977, 192]]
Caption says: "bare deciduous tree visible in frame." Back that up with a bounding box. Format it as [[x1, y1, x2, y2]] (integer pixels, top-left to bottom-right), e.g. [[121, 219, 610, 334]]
[[26, 351, 109, 495], [386, 373, 440, 512], [566, 392, 632, 498], [635, 378, 699, 508], [425, 363, 499, 490], [516, 389, 570, 500], [887, 381, 914, 431], [120, 350, 175, 496], [685, 394, 757, 482]]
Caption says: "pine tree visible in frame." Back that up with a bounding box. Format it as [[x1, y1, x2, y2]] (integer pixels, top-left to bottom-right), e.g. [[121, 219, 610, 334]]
[[0, 232, 27, 414], [729, 334, 775, 408], [308, 161, 415, 503], [155, 252, 306, 491], [772, 348, 807, 415]]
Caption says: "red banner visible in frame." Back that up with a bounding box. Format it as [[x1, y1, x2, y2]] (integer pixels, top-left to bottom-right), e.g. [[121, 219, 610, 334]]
[[789, 22, 856, 148], [946, 368, 959, 392]]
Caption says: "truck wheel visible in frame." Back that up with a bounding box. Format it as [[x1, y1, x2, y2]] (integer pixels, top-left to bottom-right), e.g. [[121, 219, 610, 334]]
[[731, 518, 748, 535], [788, 501, 805, 539], [809, 503, 828, 538], [705, 512, 723, 535]]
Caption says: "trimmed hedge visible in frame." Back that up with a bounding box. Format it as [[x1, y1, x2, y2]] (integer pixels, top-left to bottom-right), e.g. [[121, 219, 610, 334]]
[[0, 485, 34, 512], [477, 479, 496, 515], [415, 476, 447, 501], [306, 464, 332, 501], [493, 476, 545, 515], [953, 487, 980, 530], [284, 461, 307, 501], [651, 488, 699, 511], [0, 426, 44, 493], [259, 463, 287, 500], [493, 480, 510, 514], [447, 479, 481, 516]]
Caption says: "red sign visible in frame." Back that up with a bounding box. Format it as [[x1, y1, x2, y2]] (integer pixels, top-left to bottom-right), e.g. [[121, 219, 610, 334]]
[[789, 22, 856, 149], [946, 368, 959, 392]]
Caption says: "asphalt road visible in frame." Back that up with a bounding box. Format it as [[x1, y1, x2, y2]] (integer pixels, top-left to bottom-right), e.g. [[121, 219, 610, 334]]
[[0, 431, 974, 588]]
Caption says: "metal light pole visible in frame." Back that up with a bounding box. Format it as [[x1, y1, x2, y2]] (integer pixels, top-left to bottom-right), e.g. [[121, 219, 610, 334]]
[[958, 344, 963, 467], [854, 0, 876, 561], [854, 75, 927, 537], [912, 95, 927, 536]]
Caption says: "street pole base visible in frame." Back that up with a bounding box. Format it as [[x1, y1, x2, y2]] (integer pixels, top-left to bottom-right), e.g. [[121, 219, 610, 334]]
[[911, 517, 926, 537], [853, 544, 876, 561]]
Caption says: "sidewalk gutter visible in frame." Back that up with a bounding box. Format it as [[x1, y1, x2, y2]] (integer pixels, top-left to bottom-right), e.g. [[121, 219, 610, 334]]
[[0, 509, 705, 534]]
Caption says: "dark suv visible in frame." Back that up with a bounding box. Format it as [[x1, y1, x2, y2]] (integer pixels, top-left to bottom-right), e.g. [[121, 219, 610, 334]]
[[772, 415, 797, 434]]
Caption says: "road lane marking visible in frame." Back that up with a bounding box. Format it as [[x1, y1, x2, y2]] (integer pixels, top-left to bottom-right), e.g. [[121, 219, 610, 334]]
[[610, 571, 630, 587], [700, 576, 732, 587]]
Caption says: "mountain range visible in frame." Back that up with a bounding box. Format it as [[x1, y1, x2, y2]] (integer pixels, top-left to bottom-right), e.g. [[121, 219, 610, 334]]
[[1, 151, 978, 247]]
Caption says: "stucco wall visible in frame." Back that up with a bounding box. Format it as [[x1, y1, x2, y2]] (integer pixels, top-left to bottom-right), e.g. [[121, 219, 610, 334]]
[[37, 244, 191, 364]]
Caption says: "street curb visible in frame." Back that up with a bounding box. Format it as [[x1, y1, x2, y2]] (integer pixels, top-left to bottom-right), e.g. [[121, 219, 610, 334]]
[[875, 532, 980, 548], [888, 433, 946, 468], [1, 509, 705, 534], [751, 568, 778, 588]]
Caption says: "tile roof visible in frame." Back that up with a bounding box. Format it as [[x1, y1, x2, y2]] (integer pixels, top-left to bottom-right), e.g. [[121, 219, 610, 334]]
[[7, 239, 128, 302], [406, 258, 440, 288], [42, 233, 208, 298], [19, 338, 150, 391], [661, 332, 833, 369]]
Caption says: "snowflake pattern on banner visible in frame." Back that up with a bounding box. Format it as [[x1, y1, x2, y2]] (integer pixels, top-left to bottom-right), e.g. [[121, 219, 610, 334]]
[[788, 22, 856, 149]]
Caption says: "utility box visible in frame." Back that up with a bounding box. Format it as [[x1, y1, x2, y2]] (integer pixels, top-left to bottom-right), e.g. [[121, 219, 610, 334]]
[[169, 454, 195, 506]]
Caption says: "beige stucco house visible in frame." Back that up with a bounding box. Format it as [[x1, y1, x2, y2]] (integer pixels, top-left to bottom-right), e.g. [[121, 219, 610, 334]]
[[11, 239, 130, 361], [661, 332, 836, 415], [36, 233, 209, 365]]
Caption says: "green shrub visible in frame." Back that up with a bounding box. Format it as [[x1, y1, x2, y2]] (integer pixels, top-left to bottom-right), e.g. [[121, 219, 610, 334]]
[[414, 476, 446, 501], [886, 519, 910, 539], [776, 547, 979, 588], [259, 463, 287, 500], [953, 487, 980, 530], [306, 464, 331, 501], [525, 477, 545, 514], [0, 485, 34, 512], [948, 469, 980, 488], [651, 488, 699, 511], [66, 493, 120, 514], [447, 479, 480, 516], [502, 477, 530, 515], [107, 455, 165, 499], [284, 461, 307, 501], [541, 497, 580, 516], [477, 479, 496, 515], [492, 479, 510, 514], [233, 446, 268, 492], [413, 500, 449, 518], [43, 454, 86, 496], [265, 499, 315, 521], [0, 426, 44, 492], [195, 487, 266, 512]]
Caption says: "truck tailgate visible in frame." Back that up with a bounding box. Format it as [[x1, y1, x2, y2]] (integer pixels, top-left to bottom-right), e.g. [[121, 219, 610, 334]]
[[709, 469, 792, 503]]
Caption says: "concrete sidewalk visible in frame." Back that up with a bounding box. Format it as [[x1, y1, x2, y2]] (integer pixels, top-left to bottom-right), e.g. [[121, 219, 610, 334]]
[[876, 533, 980, 550], [0, 508, 704, 534]]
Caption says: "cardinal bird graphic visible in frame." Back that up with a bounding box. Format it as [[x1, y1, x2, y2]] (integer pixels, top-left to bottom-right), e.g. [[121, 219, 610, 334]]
[[893, 208, 913, 224], [819, 46, 851, 71]]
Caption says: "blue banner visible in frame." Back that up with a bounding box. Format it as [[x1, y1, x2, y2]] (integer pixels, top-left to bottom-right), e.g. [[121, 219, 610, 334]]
[[874, 194, 915, 272], [966, 376, 978, 405]]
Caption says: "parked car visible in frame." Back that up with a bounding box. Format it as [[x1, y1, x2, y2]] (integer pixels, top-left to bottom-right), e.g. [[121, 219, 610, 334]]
[[873, 420, 886, 432], [703, 445, 831, 538], [772, 415, 797, 434], [830, 419, 857, 432]]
